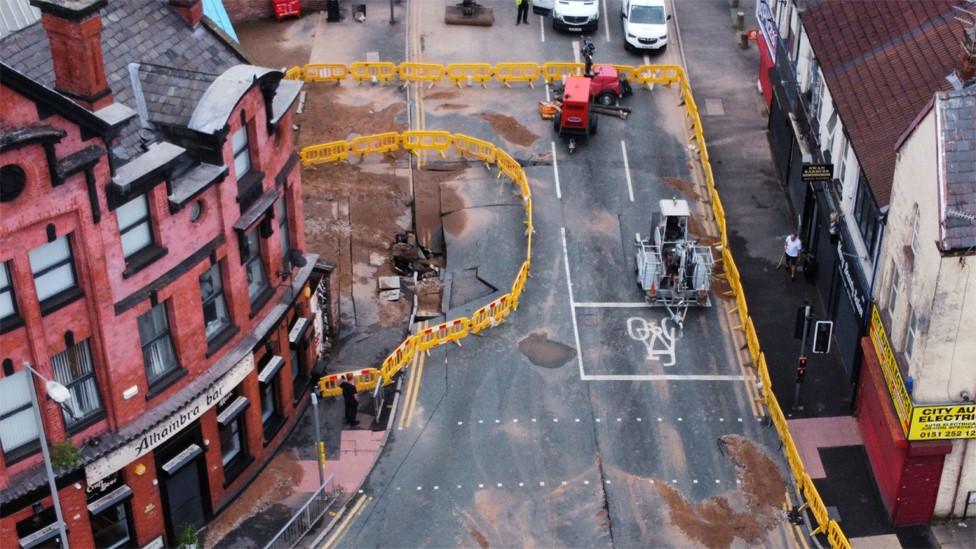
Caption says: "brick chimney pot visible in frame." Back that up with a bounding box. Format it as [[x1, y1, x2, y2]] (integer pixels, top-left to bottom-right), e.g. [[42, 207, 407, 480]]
[[31, 0, 112, 111], [169, 0, 203, 28]]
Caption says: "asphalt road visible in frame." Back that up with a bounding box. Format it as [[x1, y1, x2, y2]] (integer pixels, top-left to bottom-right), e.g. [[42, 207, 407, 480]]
[[329, 1, 803, 546]]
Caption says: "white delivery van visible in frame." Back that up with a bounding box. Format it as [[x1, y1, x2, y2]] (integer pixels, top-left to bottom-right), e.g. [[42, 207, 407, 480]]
[[532, 0, 555, 15], [622, 0, 671, 51], [551, 0, 599, 33]]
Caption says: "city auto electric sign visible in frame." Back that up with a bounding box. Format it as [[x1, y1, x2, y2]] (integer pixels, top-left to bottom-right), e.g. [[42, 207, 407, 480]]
[[909, 404, 976, 440]]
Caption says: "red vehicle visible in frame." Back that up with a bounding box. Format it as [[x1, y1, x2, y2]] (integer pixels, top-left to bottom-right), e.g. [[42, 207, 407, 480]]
[[273, 0, 301, 20], [589, 64, 633, 105], [554, 75, 598, 154]]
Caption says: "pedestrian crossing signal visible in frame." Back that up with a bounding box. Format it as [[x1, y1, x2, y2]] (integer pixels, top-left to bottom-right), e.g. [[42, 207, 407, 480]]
[[812, 320, 833, 354], [796, 356, 807, 382]]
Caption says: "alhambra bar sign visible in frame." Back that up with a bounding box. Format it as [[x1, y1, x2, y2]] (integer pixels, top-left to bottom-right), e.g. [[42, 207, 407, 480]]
[[85, 353, 254, 485]]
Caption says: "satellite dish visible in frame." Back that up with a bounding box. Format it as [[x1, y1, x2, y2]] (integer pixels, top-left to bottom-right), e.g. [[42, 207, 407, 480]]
[[45, 381, 72, 404]]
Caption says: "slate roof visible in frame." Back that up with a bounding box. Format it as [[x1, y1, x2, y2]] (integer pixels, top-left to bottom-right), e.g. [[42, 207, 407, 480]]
[[0, 0, 245, 158], [937, 86, 976, 251], [133, 63, 218, 128], [799, 0, 964, 206]]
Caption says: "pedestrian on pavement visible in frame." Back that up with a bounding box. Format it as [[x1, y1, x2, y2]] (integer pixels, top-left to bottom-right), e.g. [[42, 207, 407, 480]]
[[516, 0, 529, 25], [340, 374, 359, 426], [782, 232, 802, 281]]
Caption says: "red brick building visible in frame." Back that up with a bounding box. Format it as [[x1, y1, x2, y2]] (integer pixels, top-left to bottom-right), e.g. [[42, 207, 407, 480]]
[[0, 1, 327, 546]]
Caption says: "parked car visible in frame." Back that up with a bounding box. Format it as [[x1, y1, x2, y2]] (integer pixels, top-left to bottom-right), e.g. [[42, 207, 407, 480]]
[[622, 0, 671, 51], [552, 0, 599, 33], [532, 0, 555, 15]]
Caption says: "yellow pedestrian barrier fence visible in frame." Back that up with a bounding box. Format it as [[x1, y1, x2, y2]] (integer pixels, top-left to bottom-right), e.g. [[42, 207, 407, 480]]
[[350, 132, 401, 157], [494, 62, 542, 87], [290, 60, 851, 549], [349, 61, 398, 84], [402, 130, 454, 158], [398, 62, 447, 85], [446, 63, 494, 88], [300, 140, 350, 165], [304, 63, 348, 83], [319, 368, 381, 398], [541, 62, 584, 83]]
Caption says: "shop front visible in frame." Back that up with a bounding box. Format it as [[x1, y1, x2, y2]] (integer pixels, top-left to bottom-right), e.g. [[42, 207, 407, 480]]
[[857, 306, 952, 525]]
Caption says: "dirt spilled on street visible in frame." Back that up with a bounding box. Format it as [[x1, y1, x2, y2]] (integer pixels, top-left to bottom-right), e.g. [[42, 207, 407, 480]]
[[663, 176, 701, 201], [478, 112, 539, 147], [436, 103, 469, 111], [297, 87, 406, 147], [518, 331, 576, 368], [203, 448, 304, 547], [425, 90, 461, 100], [656, 435, 785, 548]]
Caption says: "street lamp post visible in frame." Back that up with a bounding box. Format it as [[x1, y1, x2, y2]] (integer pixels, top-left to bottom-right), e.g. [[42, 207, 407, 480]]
[[24, 362, 71, 549], [310, 392, 325, 489]]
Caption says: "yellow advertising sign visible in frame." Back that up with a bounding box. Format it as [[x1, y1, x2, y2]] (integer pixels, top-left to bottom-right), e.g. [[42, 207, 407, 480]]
[[868, 305, 912, 434], [909, 404, 976, 440]]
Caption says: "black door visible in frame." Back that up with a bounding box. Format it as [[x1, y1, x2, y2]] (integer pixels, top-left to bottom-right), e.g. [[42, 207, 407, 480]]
[[164, 459, 206, 537]]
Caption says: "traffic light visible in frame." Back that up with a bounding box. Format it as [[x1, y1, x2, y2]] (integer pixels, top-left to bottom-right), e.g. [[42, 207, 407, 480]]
[[812, 320, 833, 354], [796, 356, 808, 382]]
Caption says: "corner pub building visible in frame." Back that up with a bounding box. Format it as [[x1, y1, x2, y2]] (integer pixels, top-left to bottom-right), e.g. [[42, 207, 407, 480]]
[[0, 1, 327, 546]]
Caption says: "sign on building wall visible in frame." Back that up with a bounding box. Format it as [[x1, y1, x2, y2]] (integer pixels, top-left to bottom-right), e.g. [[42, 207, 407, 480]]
[[909, 404, 976, 440], [85, 353, 255, 485], [801, 163, 833, 183], [756, 0, 778, 62], [868, 305, 913, 434]]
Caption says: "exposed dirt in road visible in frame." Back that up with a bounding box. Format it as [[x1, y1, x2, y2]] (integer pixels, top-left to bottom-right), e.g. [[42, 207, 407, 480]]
[[518, 331, 576, 368], [203, 448, 304, 547], [235, 17, 316, 69], [415, 277, 444, 317], [478, 113, 539, 147], [425, 90, 462, 100], [467, 524, 490, 549], [656, 435, 786, 548], [298, 87, 407, 147], [436, 103, 469, 111], [663, 176, 701, 201]]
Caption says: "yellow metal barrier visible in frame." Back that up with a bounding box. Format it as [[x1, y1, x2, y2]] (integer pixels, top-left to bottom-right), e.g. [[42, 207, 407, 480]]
[[402, 130, 453, 158], [493, 62, 542, 87], [511, 261, 530, 309], [446, 63, 493, 88], [542, 62, 584, 83], [453, 133, 497, 165], [608, 64, 637, 81], [827, 521, 852, 549], [397, 62, 447, 85], [284, 66, 305, 80], [437, 318, 470, 346], [350, 132, 401, 157], [304, 63, 349, 82], [317, 368, 379, 396], [300, 140, 350, 165], [349, 61, 398, 84]]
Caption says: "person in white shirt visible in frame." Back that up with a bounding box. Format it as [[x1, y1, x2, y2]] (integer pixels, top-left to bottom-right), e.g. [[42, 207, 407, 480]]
[[783, 232, 802, 280]]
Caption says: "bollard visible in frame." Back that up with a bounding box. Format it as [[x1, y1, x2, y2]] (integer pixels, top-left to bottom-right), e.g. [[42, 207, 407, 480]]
[[736, 11, 745, 31], [740, 31, 749, 49], [730, 0, 739, 7]]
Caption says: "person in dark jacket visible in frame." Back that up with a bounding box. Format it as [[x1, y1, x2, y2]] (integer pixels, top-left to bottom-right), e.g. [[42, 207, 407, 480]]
[[516, 0, 529, 25], [340, 374, 359, 426]]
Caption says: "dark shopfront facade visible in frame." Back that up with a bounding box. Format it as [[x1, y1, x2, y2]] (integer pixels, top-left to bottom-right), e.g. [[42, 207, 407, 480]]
[[765, 40, 871, 390]]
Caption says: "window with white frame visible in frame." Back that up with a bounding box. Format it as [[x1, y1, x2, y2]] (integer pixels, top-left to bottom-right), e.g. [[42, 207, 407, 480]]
[[837, 136, 848, 185], [910, 207, 921, 257], [0, 370, 39, 459], [854, 173, 880, 257], [116, 194, 153, 259], [231, 123, 251, 178], [243, 227, 269, 304], [276, 196, 291, 268], [0, 261, 17, 322], [29, 235, 78, 304], [199, 263, 231, 341], [138, 302, 181, 385], [51, 339, 103, 428], [905, 306, 919, 360], [887, 262, 899, 314]]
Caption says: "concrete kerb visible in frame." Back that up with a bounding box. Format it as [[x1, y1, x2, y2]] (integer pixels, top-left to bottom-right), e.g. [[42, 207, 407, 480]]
[[289, 61, 849, 549]]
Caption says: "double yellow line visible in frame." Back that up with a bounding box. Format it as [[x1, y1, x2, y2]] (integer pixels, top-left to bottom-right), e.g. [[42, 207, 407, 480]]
[[398, 321, 428, 429], [320, 494, 372, 549]]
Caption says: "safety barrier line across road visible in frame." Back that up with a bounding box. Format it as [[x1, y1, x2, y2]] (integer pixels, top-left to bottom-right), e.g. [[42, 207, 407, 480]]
[[293, 61, 850, 549]]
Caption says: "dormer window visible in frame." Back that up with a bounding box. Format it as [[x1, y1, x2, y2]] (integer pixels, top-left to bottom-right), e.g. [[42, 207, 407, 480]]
[[232, 122, 251, 179]]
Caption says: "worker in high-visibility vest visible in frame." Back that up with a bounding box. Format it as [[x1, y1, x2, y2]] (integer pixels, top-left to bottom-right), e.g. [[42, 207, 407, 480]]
[[516, 0, 529, 25]]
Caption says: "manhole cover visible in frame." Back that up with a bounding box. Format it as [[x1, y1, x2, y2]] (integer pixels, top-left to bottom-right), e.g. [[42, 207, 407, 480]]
[[705, 98, 726, 116]]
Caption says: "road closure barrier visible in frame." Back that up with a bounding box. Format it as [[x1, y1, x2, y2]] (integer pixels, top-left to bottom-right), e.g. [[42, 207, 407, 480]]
[[291, 59, 850, 549]]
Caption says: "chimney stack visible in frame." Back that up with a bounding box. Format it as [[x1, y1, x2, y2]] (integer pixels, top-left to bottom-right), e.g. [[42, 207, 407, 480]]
[[31, 0, 112, 111], [169, 0, 203, 28], [959, 25, 976, 83]]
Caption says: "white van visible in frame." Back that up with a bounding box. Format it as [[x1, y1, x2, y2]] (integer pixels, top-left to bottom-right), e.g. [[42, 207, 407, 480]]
[[532, 0, 555, 15], [622, 0, 671, 51], [551, 0, 600, 33]]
